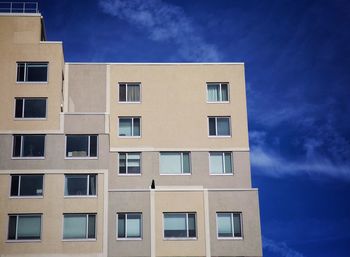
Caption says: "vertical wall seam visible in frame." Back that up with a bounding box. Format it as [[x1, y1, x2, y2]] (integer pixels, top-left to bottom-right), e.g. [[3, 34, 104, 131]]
[[150, 190, 156, 257], [63, 63, 69, 112], [204, 189, 211, 257], [103, 170, 109, 257]]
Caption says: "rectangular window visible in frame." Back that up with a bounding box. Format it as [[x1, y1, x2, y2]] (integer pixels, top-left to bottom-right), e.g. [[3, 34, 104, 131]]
[[10, 174, 43, 196], [119, 83, 141, 102], [208, 117, 231, 136], [66, 135, 98, 158], [15, 98, 47, 118], [209, 152, 233, 174], [64, 174, 97, 196], [63, 214, 96, 239], [217, 212, 242, 238], [119, 117, 141, 137], [119, 153, 141, 174], [117, 213, 142, 239], [12, 134, 45, 158], [163, 213, 196, 239], [207, 83, 229, 102], [17, 62, 48, 82], [8, 214, 42, 240], [160, 152, 191, 175]]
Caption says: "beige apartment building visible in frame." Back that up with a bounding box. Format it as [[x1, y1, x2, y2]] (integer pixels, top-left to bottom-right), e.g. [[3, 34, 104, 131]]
[[0, 4, 262, 257]]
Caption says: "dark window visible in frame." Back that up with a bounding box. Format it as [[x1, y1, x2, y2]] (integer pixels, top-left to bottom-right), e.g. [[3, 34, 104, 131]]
[[17, 62, 48, 82], [15, 98, 46, 118], [11, 175, 43, 196], [119, 117, 141, 137], [207, 83, 229, 102], [117, 213, 142, 238], [119, 83, 140, 102], [8, 215, 42, 240], [119, 153, 141, 174], [164, 213, 196, 238], [66, 135, 98, 158], [64, 174, 97, 196], [217, 212, 242, 238], [208, 117, 230, 136], [12, 135, 45, 157], [63, 214, 96, 239]]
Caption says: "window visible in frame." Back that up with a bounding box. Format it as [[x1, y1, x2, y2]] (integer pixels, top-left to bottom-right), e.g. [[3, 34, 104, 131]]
[[8, 214, 42, 240], [119, 153, 141, 174], [15, 98, 47, 118], [207, 83, 229, 102], [11, 175, 43, 196], [208, 117, 231, 136], [160, 152, 191, 175], [17, 62, 48, 82], [217, 212, 242, 238], [66, 135, 97, 158], [119, 83, 141, 102], [117, 213, 142, 239], [64, 174, 97, 196], [119, 117, 141, 137], [209, 152, 233, 174], [12, 134, 45, 158], [63, 214, 96, 239], [163, 213, 196, 239]]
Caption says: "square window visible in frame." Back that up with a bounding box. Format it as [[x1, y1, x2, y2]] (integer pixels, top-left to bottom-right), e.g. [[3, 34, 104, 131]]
[[14, 98, 47, 118], [217, 212, 242, 238], [119, 83, 141, 102], [163, 213, 196, 239], [63, 214, 96, 239], [117, 213, 142, 239], [209, 152, 233, 174], [119, 117, 141, 137], [208, 117, 231, 136], [17, 62, 48, 82], [66, 135, 98, 158], [10, 174, 43, 196], [207, 83, 229, 102], [8, 214, 42, 240], [64, 174, 97, 196], [119, 153, 141, 174], [160, 152, 191, 175], [12, 135, 45, 158]]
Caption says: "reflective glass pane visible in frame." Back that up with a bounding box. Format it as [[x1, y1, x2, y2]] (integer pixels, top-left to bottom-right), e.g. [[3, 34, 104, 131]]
[[63, 215, 87, 239], [133, 118, 140, 136], [10, 175, 19, 196], [127, 153, 141, 174], [17, 63, 25, 82], [26, 63, 48, 82], [182, 153, 190, 173], [164, 213, 187, 237], [119, 153, 126, 174], [127, 214, 141, 238], [233, 214, 242, 237], [119, 84, 126, 101], [127, 84, 140, 102], [17, 216, 41, 240], [218, 213, 233, 237], [160, 153, 181, 174], [15, 99, 23, 118], [118, 214, 125, 237], [66, 136, 88, 157], [188, 214, 196, 237], [13, 135, 21, 157], [210, 153, 224, 174], [224, 153, 232, 173], [20, 175, 43, 196], [88, 175, 97, 195], [207, 84, 219, 101], [119, 119, 132, 136], [89, 136, 97, 157], [209, 118, 216, 135], [65, 175, 88, 195], [217, 118, 230, 136], [22, 135, 45, 157], [221, 84, 229, 101], [23, 99, 46, 118], [8, 216, 17, 240], [88, 215, 96, 238]]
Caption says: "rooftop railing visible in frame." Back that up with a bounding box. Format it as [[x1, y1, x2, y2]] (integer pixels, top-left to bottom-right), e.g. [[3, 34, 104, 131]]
[[0, 2, 38, 13]]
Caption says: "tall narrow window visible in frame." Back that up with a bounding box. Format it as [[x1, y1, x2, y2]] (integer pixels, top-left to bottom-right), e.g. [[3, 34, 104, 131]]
[[64, 174, 97, 196], [207, 83, 229, 102], [208, 117, 231, 136], [63, 214, 96, 239], [17, 62, 48, 82], [119, 153, 141, 174], [66, 135, 98, 158], [15, 98, 47, 118], [11, 174, 43, 196], [12, 134, 45, 158], [117, 213, 142, 239], [217, 212, 242, 238], [8, 214, 42, 240], [119, 83, 141, 102], [160, 152, 191, 175], [163, 213, 196, 239], [209, 152, 233, 174], [119, 117, 141, 137]]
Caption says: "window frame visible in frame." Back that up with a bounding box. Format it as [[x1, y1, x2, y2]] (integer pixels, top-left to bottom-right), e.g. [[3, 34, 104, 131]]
[[216, 212, 243, 240], [16, 62, 49, 83], [118, 82, 141, 103], [118, 152, 142, 176], [7, 214, 42, 241], [116, 212, 143, 240], [118, 117, 141, 138], [208, 116, 231, 137], [206, 82, 230, 103], [209, 152, 233, 175], [9, 174, 44, 198], [62, 213, 97, 241], [11, 134, 45, 159], [163, 212, 197, 240], [159, 152, 191, 175], [64, 174, 98, 197], [65, 135, 98, 159], [14, 97, 47, 120]]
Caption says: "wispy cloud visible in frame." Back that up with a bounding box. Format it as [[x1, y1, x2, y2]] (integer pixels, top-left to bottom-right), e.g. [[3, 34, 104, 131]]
[[263, 237, 305, 257], [98, 0, 221, 61]]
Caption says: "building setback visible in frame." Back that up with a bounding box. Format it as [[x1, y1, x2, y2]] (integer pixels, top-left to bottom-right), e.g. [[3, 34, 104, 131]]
[[0, 5, 262, 257]]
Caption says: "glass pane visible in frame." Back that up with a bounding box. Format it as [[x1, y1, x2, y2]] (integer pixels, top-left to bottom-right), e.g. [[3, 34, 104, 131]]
[[17, 216, 41, 240], [188, 214, 196, 237], [88, 215, 96, 238], [164, 213, 187, 237], [210, 153, 223, 174], [119, 119, 132, 136], [10, 175, 19, 196], [209, 118, 216, 135], [127, 214, 141, 238], [23, 99, 46, 118], [63, 215, 87, 239], [26, 63, 48, 82], [133, 118, 140, 136], [65, 175, 88, 196], [119, 153, 126, 174], [13, 135, 22, 157], [207, 84, 219, 101], [88, 175, 97, 195], [217, 118, 230, 136], [17, 63, 25, 82], [22, 135, 45, 157], [218, 213, 233, 237], [20, 175, 43, 196], [224, 153, 232, 173], [66, 136, 88, 157], [127, 153, 141, 174], [160, 153, 181, 174], [89, 136, 97, 157], [233, 214, 242, 237], [15, 99, 23, 118], [127, 84, 140, 102], [118, 214, 125, 238], [221, 84, 228, 101], [8, 216, 17, 240], [119, 84, 126, 102], [182, 153, 190, 174]]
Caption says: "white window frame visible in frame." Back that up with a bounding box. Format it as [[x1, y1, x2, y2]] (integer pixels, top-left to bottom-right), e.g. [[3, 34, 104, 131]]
[[16, 62, 48, 84], [11, 134, 45, 160], [206, 82, 230, 103], [116, 212, 143, 240], [118, 152, 142, 176], [118, 117, 141, 138], [118, 83, 141, 103], [208, 116, 231, 137], [14, 97, 47, 120], [64, 174, 97, 197], [65, 135, 98, 159], [7, 214, 42, 241], [62, 213, 96, 241], [9, 174, 44, 198], [159, 152, 191, 175], [163, 212, 197, 240], [209, 152, 233, 175], [216, 212, 243, 240]]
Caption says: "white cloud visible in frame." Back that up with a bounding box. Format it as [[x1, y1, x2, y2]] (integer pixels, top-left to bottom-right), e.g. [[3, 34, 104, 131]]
[[263, 237, 305, 257], [99, 0, 221, 61]]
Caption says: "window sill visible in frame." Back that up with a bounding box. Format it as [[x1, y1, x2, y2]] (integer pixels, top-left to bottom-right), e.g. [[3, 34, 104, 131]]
[[64, 195, 97, 198], [65, 157, 98, 160], [16, 82, 48, 84], [206, 101, 230, 104], [11, 157, 45, 160], [118, 136, 141, 139], [217, 237, 243, 240], [118, 173, 142, 176], [208, 135, 231, 138], [6, 239, 41, 243], [62, 239, 96, 242], [163, 237, 197, 241], [118, 101, 141, 104], [210, 173, 234, 176], [116, 238, 142, 241], [160, 173, 191, 176], [14, 118, 47, 121], [9, 196, 43, 199]]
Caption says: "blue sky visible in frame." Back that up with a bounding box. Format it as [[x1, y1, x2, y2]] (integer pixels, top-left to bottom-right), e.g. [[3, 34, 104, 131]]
[[37, 0, 350, 256]]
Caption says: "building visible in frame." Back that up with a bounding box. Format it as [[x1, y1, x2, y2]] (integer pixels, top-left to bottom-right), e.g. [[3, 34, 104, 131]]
[[0, 3, 262, 257]]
